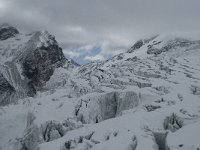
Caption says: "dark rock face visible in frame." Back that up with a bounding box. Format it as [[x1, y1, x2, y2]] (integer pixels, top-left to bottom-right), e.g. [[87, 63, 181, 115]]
[[69, 59, 80, 67], [42, 121, 65, 142], [153, 132, 168, 150], [163, 113, 183, 132], [0, 73, 16, 105], [147, 38, 195, 55], [21, 44, 65, 96], [0, 73, 14, 94], [147, 46, 172, 55], [0, 27, 66, 105], [0, 24, 19, 40], [127, 40, 143, 53]]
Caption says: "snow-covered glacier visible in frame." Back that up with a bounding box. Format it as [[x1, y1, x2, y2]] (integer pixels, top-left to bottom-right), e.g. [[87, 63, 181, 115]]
[[0, 24, 200, 150]]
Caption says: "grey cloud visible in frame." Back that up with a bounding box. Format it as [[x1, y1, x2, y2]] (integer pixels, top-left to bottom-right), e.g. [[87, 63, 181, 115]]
[[0, 0, 200, 63]]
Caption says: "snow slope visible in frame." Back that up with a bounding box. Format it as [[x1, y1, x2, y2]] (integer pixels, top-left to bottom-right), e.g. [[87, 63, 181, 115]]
[[0, 28, 200, 150]]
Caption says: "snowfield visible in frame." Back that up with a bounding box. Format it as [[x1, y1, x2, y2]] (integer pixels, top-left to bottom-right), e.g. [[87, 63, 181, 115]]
[[0, 25, 200, 150]]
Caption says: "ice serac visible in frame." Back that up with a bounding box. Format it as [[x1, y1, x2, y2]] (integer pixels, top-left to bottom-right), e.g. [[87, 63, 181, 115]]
[[75, 91, 140, 123], [0, 24, 66, 105]]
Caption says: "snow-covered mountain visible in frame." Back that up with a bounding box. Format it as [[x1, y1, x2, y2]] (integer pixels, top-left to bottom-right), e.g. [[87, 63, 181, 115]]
[[0, 25, 200, 150], [0, 24, 79, 105]]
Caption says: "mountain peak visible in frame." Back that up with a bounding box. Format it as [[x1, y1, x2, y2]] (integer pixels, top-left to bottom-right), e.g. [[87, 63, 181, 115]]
[[0, 23, 19, 40], [0, 23, 12, 28], [127, 34, 200, 56], [127, 35, 159, 53]]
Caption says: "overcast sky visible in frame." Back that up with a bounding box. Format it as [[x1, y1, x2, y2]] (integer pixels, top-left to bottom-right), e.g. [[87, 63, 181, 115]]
[[0, 0, 200, 64]]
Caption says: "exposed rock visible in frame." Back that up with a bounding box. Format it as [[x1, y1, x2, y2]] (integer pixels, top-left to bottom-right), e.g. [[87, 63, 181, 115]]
[[127, 40, 143, 53], [154, 86, 170, 95], [147, 38, 196, 55], [19, 31, 65, 95], [116, 54, 124, 60], [41, 121, 65, 142], [0, 27, 66, 105], [61, 132, 95, 150], [0, 24, 19, 40], [0, 73, 16, 105], [163, 113, 183, 132], [190, 85, 200, 96], [153, 132, 168, 150], [127, 35, 158, 53], [126, 136, 137, 150], [144, 105, 161, 112], [62, 118, 83, 132]]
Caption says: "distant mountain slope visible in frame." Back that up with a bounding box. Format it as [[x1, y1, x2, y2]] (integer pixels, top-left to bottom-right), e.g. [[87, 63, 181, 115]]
[[54, 34, 200, 98]]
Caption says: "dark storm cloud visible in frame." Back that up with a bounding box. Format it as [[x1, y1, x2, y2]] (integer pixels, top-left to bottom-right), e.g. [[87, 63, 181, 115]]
[[0, 0, 200, 63]]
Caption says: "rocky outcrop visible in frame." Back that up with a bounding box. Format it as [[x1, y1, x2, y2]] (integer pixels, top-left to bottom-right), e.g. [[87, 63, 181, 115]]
[[0, 24, 19, 40], [61, 132, 95, 150], [163, 113, 183, 132], [127, 40, 144, 53], [18, 31, 65, 96], [0, 73, 16, 105], [127, 35, 158, 53], [41, 121, 65, 142], [0, 25, 66, 105], [147, 38, 197, 55], [152, 132, 168, 150]]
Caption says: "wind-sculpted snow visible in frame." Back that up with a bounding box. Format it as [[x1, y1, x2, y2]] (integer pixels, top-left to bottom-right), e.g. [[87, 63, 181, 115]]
[[1, 30, 200, 150]]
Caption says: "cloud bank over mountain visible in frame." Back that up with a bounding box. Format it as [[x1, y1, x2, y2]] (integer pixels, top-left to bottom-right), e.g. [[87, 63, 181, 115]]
[[1, 0, 200, 63]]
